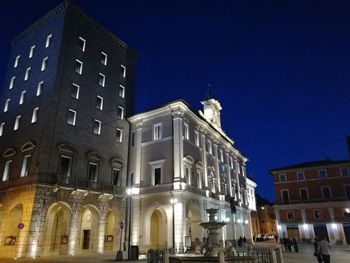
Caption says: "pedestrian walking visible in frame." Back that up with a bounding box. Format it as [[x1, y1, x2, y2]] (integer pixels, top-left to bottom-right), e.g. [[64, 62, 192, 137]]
[[292, 238, 299, 253], [287, 238, 292, 253], [317, 236, 331, 263]]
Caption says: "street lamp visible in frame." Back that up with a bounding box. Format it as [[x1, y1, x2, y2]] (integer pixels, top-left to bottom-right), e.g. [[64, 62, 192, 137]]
[[116, 221, 124, 261]]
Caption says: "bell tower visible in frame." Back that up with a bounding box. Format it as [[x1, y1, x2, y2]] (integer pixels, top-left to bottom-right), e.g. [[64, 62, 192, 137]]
[[201, 88, 222, 131]]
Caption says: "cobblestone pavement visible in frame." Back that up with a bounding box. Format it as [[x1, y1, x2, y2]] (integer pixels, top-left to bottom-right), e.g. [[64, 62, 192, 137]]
[[1, 245, 350, 262], [282, 244, 350, 263]]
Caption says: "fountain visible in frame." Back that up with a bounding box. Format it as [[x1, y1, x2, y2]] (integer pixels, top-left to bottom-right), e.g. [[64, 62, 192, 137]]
[[199, 208, 226, 256]]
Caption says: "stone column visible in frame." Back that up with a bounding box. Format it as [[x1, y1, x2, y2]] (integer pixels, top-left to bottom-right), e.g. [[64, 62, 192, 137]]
[[173, 197, 185, 252], [214, 144, 221, 193], [225, 153, 233, 196], [134, 120, 143, 185], [68, 194, 83, 256], [97, 198, 110, 254], [233, 158, 240, 202], [172, 108, 184, 185], [131, 195, 140, 246], [200, 132, 208, 188]]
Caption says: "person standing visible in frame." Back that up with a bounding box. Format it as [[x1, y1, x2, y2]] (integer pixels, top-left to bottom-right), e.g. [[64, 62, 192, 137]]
[[292, 238, 299, 253], [317, 236, 331, 263]]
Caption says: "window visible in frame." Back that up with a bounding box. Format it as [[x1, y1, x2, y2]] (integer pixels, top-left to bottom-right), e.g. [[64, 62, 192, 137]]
[[98, 73, 105, 87], [314, 210, 322, 219], [36, 81, 44, 96], [67, 109, 76, 126], [96, 96, 103, 110], [184, 123, 189, 140], [185, 166, 192, 185], [14, 115, 21, 130], [9, 76, 15, 89], [75, 59, 83, 74], [31, 107, 39, 123], [318, 169, 327, 179], [19, 90, 26, 105], [154, 168, 161, 185], [117, 106, 124, 119], [0, 122, 4, 136], [29, 45, 35, 58], [112, 168, 121, 186], [207, 140, 212, 154], [20, 154, 31, 177], [93, 119, 101, 135], [299, 188, 308, 201], [4, 99, 10, 112], [287, 211, 294, 220], [71, 83, 80, 99], [78, 37, 86, 51], [116, 128, 123, 142], [45, 34, 52, 48], [153, 123, 162, 140], [195, 131, 200, 147], [279, 174, 287, 182], [24, 67, 31, 81], [229, 157, 234, 169], [297, 172, 305, 180], [120, 64, 126, 78], [321, 186, 331, 200], [119, 84, 125, 98], [59, 156, 72, 177], [281, 189, 290, 204], [101, 51, 107, 65], [2, 160, 12, 181], [41, 57, 48, 71], [340, 167, 349, 176], [88, 162, 98, 182], [14, 55, 20, 68]]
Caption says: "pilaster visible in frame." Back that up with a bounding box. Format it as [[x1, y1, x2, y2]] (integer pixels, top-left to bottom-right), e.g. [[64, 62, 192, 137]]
[[172, 108, 184, 184]]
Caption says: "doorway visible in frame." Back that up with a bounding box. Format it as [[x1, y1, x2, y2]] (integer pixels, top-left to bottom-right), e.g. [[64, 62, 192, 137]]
[[82, 230, 90, 249]]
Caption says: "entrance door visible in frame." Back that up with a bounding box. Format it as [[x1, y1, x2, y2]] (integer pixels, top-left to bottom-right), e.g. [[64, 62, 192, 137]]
[[83, 230, 90, 249], [343, 224, 350, 244], [314, 224, 328, 241]]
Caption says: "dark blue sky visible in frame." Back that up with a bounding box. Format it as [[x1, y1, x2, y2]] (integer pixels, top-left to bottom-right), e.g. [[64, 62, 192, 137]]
[[1, 0, 350, 202]]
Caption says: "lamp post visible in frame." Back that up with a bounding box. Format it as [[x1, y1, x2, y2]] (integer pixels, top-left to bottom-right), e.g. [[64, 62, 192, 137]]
[[116, 221, 124, 261]]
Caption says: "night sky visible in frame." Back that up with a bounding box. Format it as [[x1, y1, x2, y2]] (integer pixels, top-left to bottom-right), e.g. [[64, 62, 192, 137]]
[[1, 0, 350, 202]]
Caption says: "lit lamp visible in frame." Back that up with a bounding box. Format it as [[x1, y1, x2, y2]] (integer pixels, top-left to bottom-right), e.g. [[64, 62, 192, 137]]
[[116, 220, 124, 261]]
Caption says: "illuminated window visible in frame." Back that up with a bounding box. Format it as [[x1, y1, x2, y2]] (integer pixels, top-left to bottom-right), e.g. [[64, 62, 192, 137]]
[[71, 83, 80, 99], [2, 160, 12, 181], [116, 128, 123, 142], [36, 81, 44, 96], [93, 119, 101, 135], [96, 96, 103, 110], [119, 84, 125, 98], [219, 149, 224, 162], [153, 123, 162, 140], [78, 36, 86, 51], [31, 107, 39, 123], [24, 67, 31, 81], [45, 34, 52, 48], [19, 90, 26, 105], [14, 55, 20, 68], [184, 123, 189, 140], [101, 51, 107, 65], [29, 45, 35, 58], [67, 109, 76, 126], [9, 76, 15, 89], [75, 59, 83, 74], [117, 106, 124, 119], [41, 56, 48, 71], [20, 154, 31, 177], [14, 115, 21, 130], [0, 122, 4, 136], [98, 73, 105, 87], [120, 64, 126, 78], [4, 99, 10, 112]]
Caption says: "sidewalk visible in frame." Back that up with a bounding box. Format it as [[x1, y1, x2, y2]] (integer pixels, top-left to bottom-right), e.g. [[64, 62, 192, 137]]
[[282, 244, 350, 263]]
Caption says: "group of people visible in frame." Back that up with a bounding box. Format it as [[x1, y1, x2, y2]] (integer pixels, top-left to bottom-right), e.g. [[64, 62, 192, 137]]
[[314, 236, 331, 263], [281, 236, 299, 253], [237, 236, 247, 247]]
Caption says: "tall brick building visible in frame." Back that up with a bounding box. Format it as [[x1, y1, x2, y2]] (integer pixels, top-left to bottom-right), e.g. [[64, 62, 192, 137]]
[[270, 159, 350, 244], [0, 1, 136, 258]]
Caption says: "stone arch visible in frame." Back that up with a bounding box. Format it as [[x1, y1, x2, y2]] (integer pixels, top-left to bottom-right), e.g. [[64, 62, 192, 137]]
[[20, 141, 36, 152], [187, 205, 203, 241], [3, 147, 16, 158], [78, 205, 100, 253], [42, 202, 72, 256], [144, 205, 169, 250]]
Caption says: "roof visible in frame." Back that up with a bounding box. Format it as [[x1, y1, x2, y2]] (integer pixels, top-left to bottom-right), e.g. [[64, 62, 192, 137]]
[[269, 159, 350, 173]]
